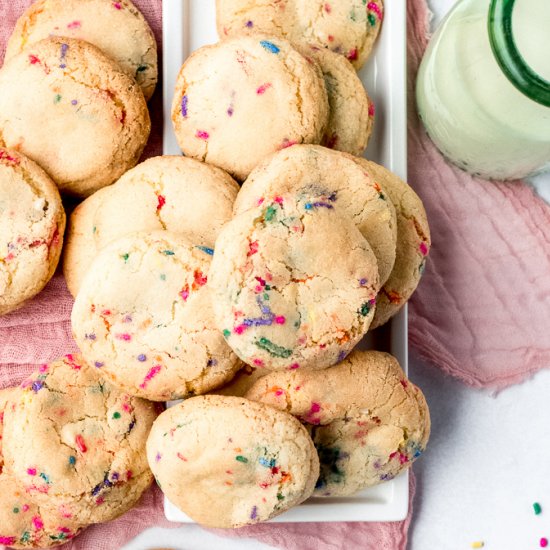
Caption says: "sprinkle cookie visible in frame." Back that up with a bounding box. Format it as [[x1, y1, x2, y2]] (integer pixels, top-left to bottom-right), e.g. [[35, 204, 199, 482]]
[[146, 395, 319, 528], [0, 148, 65, 316], [296, 45, 374, 155], [210, 195, 380, 371], [62, 186, 111, 298], [5, 0, 158, 101], [353, 158, 431, 328], [0, 37, 150, 197], [0, 474, 84, 549], [2, 354, 157, 525], [234, 145, 397, 286], [217, 0, 384, 69], [72, 231, 241, 401], [172, 35, 329, 180], [246, 350, 430, 496], [63, 156, 239, 296]]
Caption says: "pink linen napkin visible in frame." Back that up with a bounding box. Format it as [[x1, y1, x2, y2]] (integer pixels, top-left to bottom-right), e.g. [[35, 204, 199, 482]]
[[407, 0, 550, 389], [0, 1, 414, 549]]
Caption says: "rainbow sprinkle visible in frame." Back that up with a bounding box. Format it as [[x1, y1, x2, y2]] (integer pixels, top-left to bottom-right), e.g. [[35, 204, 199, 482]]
[[260, 40, 280, 54]]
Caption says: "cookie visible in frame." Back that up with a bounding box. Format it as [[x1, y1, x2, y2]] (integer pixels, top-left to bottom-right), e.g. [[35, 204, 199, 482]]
[[296, 45, 373, 155], [211, 365, 266, 398], [353, 158, 431, 328], [2, 354, 157, 525], [0, 148, 66, 316], [234, 145, 397, 286], [146, 395, 319, 528], [171, 35, 329, 181], [0, 387, 18, 472], [0, 37, 150, 197], [71, 231, 241, 401], [0, 474, 84, 549], [5, 0, 158, 101], [210, 195, 380, 371], [63, 156, 239, 297], [216, 0, 384, 69], [246, 350, 430, 496], [62, 186, 111, 298]]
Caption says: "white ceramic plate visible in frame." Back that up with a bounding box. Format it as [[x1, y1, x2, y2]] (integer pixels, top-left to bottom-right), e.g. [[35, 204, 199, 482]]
[[162, 0, 409, 523]]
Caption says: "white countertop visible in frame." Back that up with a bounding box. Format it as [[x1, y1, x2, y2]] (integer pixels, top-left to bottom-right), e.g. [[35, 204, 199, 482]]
[[125, 2, 550, 548]]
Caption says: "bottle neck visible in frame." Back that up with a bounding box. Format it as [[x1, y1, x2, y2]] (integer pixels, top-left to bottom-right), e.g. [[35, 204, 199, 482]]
[[488, 0, 550, 107]]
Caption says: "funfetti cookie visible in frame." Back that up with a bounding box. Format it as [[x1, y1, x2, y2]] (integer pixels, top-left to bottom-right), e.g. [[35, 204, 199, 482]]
[[296, 45, 374, 156], [2, 354, 157, 525], [72, 231, 241, 401], [210, 195, 380, 371], [216, 0, 384, 69], [234, 145, 397, 286], [63, 156, 239, 297], [246, 350, 430, 496], [172, 35, 329, 181], [0, 474, 84, 549], [147, 395, 319, 528], [353, 158, 431, 328], [62, 186, 111, 298], [0, 37, 150, 197], [5, 0, 158, 101], [0, 148, 65, 316]]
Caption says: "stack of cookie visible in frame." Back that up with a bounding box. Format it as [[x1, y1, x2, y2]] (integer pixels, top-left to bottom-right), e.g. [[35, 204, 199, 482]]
[[0, 0, 157, 316], [0, 0, 432, 540]]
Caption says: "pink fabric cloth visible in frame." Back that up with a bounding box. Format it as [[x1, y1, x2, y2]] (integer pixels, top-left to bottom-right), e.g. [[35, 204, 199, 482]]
[[0, 1, 414, 549], [407, 0, 550, 389]]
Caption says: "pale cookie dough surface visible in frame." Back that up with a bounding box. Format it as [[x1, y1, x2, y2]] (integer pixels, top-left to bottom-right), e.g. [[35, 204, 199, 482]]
[[0, 473, 84, 549], [210, 196, 380, 371], [72, 231, 241, 401], [62, 186, 111, 298], [63, 156, 239, 296], [234, 145, 397, 286], [5, 0, 158, 101], [2, 354, 156, 525], [172, 35, 329, 181], [0, 37, 150, 197], [246, 350, 430, 496], [217, 0, 384, 69], [353, 158, 431, 328], [146, 395, 319, 528], [210, 365, 267, 398], [296, 45, 373, 156], [0, 148, 65, 316], [0, 387, 19, 472]]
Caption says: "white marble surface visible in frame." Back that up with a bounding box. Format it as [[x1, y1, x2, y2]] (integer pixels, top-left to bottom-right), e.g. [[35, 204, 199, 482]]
[[125, 2, 550, 548]]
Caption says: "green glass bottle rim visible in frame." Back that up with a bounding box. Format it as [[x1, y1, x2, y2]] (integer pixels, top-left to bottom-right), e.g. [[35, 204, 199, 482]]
[[488, 0, 550, 108]]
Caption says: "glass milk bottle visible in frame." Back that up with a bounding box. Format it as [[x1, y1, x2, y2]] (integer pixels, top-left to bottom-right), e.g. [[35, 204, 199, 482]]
[[416, 0, 550, 180]]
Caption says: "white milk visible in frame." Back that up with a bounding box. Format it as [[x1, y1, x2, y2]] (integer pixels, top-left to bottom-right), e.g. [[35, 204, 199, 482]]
[[416, 0, 550, 180]]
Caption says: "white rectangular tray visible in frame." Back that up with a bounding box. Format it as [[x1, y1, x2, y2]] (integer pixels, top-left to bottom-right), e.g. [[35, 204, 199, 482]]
[[162, 0, 408, 523]]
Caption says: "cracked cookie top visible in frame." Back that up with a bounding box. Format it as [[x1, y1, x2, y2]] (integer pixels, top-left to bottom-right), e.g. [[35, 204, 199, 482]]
[[352, 158, 431, 328], [63, 155, 239, 297], [0, 37, 150, 197], [5, 0, 158, 101], [0, 148, 65, 316], [210, 195, 380, 371], [246, 350, 430, 496], [71, 231, 241, 401], [216, 0, 384, 70], [171, 34, 329, 181], [234, 145, 397, 286], [146, 395, 319, 528], [2, 354, 157, 525]]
